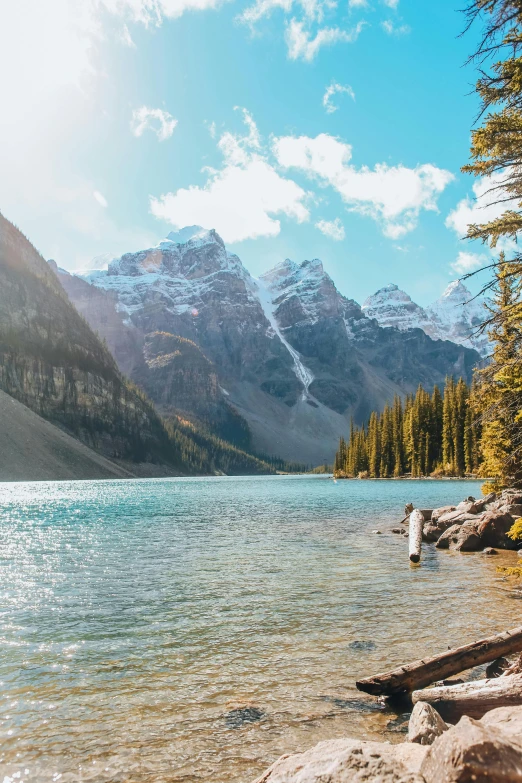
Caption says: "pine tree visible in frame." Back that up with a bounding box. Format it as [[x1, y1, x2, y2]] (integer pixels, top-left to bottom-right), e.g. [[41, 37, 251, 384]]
[[475, 255, 522, 489], [392, 395, 404, 477]]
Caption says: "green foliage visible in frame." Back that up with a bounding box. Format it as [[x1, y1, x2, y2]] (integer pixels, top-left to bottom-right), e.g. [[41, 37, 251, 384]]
[[472, 255, 522, 490], [334, 380, 480, 478], [460, 3, 522, 490], [508, 518, 522, 541]]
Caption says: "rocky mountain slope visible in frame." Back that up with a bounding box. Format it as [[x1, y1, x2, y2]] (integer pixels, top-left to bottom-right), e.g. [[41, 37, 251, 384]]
[[363, 281, 489, 356], [0, 214, 273, 477], [60, 227, 481, 464]]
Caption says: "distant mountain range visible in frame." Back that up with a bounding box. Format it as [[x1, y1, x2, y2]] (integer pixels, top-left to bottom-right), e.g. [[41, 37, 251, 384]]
[[362, 281, 488, 357], [56, 226, 481, 464]]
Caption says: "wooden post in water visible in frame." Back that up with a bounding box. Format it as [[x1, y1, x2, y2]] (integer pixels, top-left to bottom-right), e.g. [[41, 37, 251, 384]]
[[409, 509, 423, 563]]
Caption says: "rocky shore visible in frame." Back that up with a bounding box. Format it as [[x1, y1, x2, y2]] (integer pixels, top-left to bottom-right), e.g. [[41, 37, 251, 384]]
[[411, 488, 522, 553], [252, 489, 522, 782]]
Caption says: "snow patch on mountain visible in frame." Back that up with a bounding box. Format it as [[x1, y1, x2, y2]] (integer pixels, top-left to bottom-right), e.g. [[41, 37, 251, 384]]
[[261, 258, 328, 326], [252, 276, 315, 398]]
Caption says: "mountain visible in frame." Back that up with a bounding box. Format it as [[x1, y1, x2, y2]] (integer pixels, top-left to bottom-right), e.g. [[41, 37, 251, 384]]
[[59, 227, 481, 464], [362, 281, 489, 357], [0, 389, 137, 481], [0, 214, 273, 477]]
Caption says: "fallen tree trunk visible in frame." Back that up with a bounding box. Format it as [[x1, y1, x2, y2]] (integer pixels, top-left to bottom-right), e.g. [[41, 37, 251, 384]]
[[356, 626, 522, 696], [409, 510, 424, 563], [412, 673, 522, 722]]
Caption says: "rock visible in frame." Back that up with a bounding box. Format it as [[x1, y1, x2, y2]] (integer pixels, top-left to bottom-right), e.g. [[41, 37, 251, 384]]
[[431, 506, 456, 523], [420, 715, 522, 782], [486, 657, 511, 678], [482, 547, 498, 555], [423, 524, 441, 542], [505, 504, 522, 517], [481, 705, 522, 739], [423, 513, 473, 542], [478, 510, 519, 550], [252, 738, 427, 783], [436, 510, 479, 526], [407, 701, 448, 745], [392, 528, 406, 534], [420, 509, 433, 521], [482, 491, 497, 505], [405, 503, 414, 516], [373, 530, 382, 534], [435, 521, 482, 552], [225, 705, 264, 728], [501, 490, 522, 506]]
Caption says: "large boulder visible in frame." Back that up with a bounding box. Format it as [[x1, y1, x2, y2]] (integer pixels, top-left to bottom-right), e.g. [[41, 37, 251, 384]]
[[435, 521, 482, 552], [424, 513, 479, 543], [431, 506, 456, 523], [420, 715, 522, 782], [477, 510, 519, 550], [252, 738, 427, 783], [407, 702, 448, 746], [481, 705, 522, 739]]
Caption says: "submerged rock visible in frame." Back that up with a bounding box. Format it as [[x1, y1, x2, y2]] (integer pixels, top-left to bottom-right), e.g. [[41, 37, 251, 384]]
[[349, 640, 377, 652], [225, 706, 264, 728]]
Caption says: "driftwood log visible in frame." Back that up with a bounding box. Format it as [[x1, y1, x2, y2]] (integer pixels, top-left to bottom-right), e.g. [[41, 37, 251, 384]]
[[356, 626, 522, 696], [412, 673, 522, 722], [409, 509, 424, 563]]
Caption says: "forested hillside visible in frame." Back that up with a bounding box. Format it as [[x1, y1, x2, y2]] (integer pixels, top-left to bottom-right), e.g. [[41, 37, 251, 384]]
[[0, 213, 274, 476]]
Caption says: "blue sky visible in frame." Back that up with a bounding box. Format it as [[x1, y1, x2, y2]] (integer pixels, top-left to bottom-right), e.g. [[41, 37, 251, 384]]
[[0, 0, 500, 305]]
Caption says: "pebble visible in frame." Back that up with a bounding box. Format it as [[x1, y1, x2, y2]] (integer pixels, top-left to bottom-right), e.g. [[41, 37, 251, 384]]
[[483, 547, 498, 555], [372, 529, 382, 534]]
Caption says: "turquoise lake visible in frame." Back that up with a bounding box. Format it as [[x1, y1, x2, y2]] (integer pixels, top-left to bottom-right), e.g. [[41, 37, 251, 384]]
[[1, 475, 521, 783]]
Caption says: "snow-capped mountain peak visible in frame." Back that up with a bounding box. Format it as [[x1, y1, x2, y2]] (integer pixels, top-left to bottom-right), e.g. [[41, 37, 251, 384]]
[[164, 225, 208, 244], [362, 284, 429, 332], [363, 279, 489, 356]]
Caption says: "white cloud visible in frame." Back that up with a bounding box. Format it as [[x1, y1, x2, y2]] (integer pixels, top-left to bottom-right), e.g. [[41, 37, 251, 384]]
[[285, 19, 364, 61], [451, 251, 488, 275], [131, 106, 178, 141], [240, 0, 337, 26], [383, 0, 399, 7], [382, 19, 410, 35], [273, 133, 454, 237], [240, 0, 294, 25], [446, 171, 514, 239], [323, 82, 355, 113], [93, 190, 108, 207], [316, 218, 345, 240], [150, 109, 310, 243], [348, 0, 367, 6]]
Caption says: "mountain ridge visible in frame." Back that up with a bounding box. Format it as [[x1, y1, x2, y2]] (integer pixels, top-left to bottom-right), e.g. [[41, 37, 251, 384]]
[[58, 226, 481, 464], [362, 280, 488, 356]]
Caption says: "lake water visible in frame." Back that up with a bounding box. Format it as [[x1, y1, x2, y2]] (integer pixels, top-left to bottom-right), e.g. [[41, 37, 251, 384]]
[[1, 475, 521, 783]]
